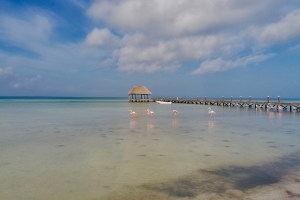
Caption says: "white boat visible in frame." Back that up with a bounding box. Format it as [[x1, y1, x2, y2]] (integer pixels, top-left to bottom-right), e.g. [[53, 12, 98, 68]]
[[156, 101, 172, 104]]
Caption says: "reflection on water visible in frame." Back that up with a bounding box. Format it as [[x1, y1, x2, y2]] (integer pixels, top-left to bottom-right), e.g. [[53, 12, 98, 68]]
[[0, 99, 300, 200], [208, 120, 215, 129], [130, 118, 136, 129], [172, 117, 178, 127], [147, 120, 154, 129]]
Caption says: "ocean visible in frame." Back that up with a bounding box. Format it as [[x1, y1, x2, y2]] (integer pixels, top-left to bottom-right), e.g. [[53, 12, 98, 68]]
[[0, 97, 300, 200]]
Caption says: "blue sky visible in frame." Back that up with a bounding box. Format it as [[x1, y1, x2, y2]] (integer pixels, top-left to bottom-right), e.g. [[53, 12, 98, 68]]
[[1, 0, 300, 98]]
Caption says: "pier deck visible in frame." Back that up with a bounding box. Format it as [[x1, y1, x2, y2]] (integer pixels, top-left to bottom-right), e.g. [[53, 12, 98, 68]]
[[153, 98, 300, 111]]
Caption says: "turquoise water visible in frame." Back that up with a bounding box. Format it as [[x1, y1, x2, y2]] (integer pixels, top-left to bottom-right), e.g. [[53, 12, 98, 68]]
[[0, 98, 300, 200]]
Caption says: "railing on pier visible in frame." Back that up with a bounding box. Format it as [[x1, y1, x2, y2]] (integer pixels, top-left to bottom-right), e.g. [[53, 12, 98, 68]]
[[129, 98, 152, 102], [152, 97, 300, 112]]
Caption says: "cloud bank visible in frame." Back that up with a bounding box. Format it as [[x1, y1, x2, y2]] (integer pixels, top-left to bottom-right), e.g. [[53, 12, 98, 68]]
[[1, 0, 300, 96], [85, 0, 300, 73]]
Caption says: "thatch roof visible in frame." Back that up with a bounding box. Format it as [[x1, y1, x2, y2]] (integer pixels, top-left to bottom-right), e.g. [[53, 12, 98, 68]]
[[128, 86, 152, 95]]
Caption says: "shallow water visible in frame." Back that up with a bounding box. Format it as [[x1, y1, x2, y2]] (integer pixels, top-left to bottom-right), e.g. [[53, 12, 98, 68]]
[[0, 98, 300, 200]]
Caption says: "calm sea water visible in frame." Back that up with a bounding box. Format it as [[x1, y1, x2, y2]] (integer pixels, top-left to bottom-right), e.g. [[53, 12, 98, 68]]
[[0, 97, 300, 200]]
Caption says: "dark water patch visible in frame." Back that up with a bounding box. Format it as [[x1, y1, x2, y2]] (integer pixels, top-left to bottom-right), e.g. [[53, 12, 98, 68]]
[[55, 131, 61, 133], [269, 146, 278, 149], [266, 141, 274, 143], [222, 140, 230, 142], [224, 146, 230, 148], [142, 174, 227, 198], [286, 190, 300, 198], [140, 151, 300, 198], [289, 145, 295, 147], [103, 186, 111, 189], [56, 144, 65, 147], [138, 155, 146, 157], [204, 154, 211, 156], [295, 178, 300, 182], [153, 139, 159, 141], [118, 138, 124, 140], [243, 133, 250, 136], [105, 152, 300, 199], [158, 154, 165, 156]]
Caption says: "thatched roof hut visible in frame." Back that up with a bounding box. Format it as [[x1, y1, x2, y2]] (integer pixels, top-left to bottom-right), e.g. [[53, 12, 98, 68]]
[[128, 86, 152, 102]]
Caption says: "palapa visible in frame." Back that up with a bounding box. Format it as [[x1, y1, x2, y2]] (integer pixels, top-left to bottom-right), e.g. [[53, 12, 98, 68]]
[[128, 86, 152, 102], [128, 86, 152, 95]]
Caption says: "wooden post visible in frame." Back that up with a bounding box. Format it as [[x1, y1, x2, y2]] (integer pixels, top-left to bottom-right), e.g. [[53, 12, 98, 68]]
[[267, 96, 270, 103], [230, 96, 232, 102], [240, 96, 242, 102], [222, 96, 224, 102], [204, 96, 206, 101], [278, 96, 280, 103], [249, 96, 252, 102]]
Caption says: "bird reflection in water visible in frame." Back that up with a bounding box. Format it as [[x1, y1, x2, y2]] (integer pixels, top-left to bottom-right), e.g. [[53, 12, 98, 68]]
[[208, 120, 215, 129], [173, 117, 178, 127], [147, 120, 154, 129], [277, 112, 282, 120], [130, 118, 136, 129], [267, 110, 274, 119]]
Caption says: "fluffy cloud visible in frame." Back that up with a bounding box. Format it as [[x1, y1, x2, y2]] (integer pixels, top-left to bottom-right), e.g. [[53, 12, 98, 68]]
[[0, 14, 52, 50], [117, 33, 231, 73], [85, 28, 120, 48], [192, 54, 275, 74], [0, 66, 13, 76], [87, 0, 283, 37], [86, 0, 298, 74], [246, 8, 300, 47], [0, 66, 42, 90]]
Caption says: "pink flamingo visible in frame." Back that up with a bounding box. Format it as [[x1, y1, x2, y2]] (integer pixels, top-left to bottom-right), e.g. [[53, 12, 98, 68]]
[[208, 107, 216, 117], [173, 110, 178, 116], [147, 109, 155, 117], [129, 109, 137, 116]]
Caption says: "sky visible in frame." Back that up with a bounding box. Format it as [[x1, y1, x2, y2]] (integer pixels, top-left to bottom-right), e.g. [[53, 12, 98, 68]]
[[0, 0, 300, 98]]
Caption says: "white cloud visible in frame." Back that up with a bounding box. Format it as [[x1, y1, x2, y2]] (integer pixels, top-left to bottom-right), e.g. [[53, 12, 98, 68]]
[[0, 66, 13, 76], [0, 66, 43, 90], [87, 0, 294, 73], [192, 54, 275, 74], [116, 33, 231, 73], [87, 0, 283, 37], [85, 28, 120, 48], [0, 14, 52, 50], [246, 9, 300, 47]]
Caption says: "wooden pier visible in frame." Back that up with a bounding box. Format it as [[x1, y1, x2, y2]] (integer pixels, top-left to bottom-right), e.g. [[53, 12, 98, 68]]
[[152, 98, 300, 112], [129, 98, 152, 102]]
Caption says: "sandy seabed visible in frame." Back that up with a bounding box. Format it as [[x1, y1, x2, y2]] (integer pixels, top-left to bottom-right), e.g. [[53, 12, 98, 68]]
[[104, 170, 300, 200]]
